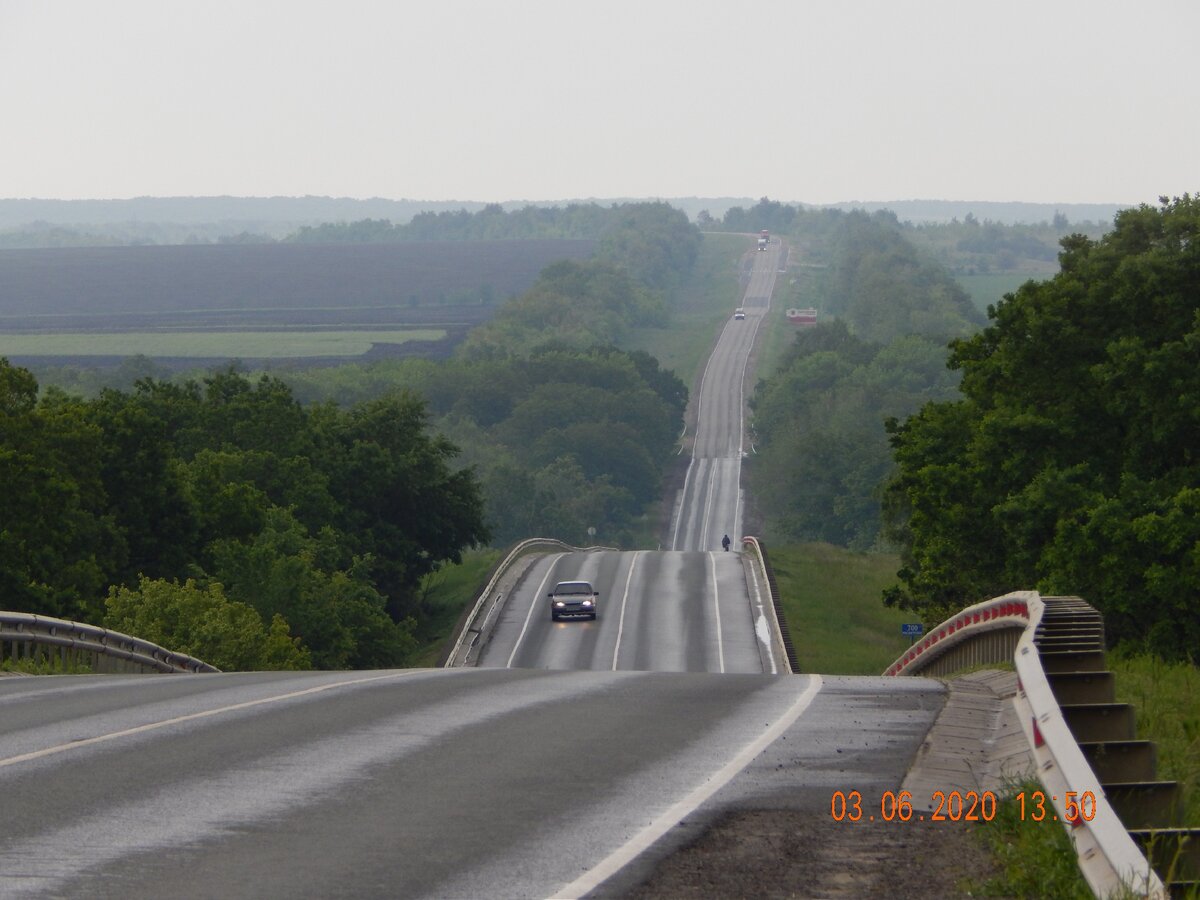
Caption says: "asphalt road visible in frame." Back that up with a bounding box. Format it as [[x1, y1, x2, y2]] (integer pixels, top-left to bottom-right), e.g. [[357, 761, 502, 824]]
[[671, 239, 779, 552], [475, 240, 783, 677], [0, 237, 953, 898], [475, 549, 770, 674], [0, 669, 943, 900]]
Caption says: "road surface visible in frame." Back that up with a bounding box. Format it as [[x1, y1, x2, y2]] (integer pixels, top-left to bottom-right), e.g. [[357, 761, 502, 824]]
[[0, 668, 942, 899]]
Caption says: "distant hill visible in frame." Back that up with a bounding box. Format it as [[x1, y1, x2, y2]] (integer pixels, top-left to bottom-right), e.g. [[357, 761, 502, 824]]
[[814, 199, 1128, 226], [0, 195, 1131, 243], [0, 196, 493, 239]]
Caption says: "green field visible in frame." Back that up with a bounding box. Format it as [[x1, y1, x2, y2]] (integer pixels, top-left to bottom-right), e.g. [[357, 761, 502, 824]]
[[620, 232, 751, 387], [954, 272, 1042, 314], [766, 542, 913, 675], [0, 329, 446, 358]]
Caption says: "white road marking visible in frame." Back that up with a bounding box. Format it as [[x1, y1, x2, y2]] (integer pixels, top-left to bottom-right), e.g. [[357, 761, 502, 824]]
[[709, 551, 725, 674], [506, 554, 565, 668], [0, 671, 422, 770], [548, 675, 824, 900], [700, 460, 719, 550], [610, 551, 640, 671], [749, 559, 778, 675], [670, 458, 695, 551]]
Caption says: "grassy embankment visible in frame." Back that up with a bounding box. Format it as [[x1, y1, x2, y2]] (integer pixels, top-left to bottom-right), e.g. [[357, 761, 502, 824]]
[[410, 548, 501, 667]]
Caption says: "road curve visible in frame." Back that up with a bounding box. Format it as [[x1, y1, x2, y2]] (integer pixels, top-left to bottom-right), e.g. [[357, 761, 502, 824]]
[[0, 669, 941, 899]]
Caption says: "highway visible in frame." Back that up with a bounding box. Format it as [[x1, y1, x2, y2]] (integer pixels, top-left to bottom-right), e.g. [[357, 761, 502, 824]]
[[476, 239, 783, 675], [475, 549, 771, 673], [0, 668, 942, 900], [0, 236, 953, 898], [672, 238, 779, 552]]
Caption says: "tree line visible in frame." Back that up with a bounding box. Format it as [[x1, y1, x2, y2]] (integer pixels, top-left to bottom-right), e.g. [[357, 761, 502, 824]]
[[733, 201, 982, 550], [3, 202, 699, 668], [884, 196, 1200, 660], [0, 364, 488, 669]]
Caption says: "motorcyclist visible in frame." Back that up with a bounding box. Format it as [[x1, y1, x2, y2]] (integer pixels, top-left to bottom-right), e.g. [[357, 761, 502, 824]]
[[721, 534, 731, 551]]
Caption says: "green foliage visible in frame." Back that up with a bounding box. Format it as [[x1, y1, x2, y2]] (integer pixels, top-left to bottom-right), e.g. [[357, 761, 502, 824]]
[[825, 211, 984, 343], [0, 368, 115, 621], [749, 322, 961, 549], [884, 196, 1200, 656], [767, 542, 913, 674], [0, 359, 488, 668], [1110, 651, 1200, 826], [0, 655, 93, 675], [282, 202, 700, 272], [972, 780, 1092, 899], [104, 576, 311, 671], [1, 199, 696, 666], [459, 259, 665, 356], [715, 201, 983, 344], [908, 213, 1112, 277], [410, 548, 501, 666]]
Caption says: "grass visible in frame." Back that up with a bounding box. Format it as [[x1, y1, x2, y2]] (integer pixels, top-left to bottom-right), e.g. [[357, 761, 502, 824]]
[[766, 541, 915, 675], [969, 779, 1094, 898], [621, 232, 752, 389], [0, 329, 445, 358], [1110, 651, 1200, 826], [954, 272, 1040, 314], [1, 655, 92, 675], [409, 548, 502, 667]]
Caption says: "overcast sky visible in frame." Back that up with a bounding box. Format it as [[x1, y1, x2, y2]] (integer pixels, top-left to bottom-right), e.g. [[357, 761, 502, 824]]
[[2, 0, 1195, 206]]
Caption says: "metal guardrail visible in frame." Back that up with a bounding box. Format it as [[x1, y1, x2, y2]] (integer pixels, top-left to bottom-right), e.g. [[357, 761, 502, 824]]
[[441, 538, 618, 668], [0, 611, 220, 674], [884, 592, 1170, 898], [740, 536, 796, 674], [1012, 595, 1168, 898]]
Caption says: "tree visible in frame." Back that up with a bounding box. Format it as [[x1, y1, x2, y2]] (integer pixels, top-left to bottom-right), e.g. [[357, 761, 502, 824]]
[[884, 195, 1200, 658], [104, 576, 310, 671]]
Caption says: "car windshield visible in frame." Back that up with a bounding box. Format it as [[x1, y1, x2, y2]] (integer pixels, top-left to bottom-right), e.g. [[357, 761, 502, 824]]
[[556, 582, 593, 595]]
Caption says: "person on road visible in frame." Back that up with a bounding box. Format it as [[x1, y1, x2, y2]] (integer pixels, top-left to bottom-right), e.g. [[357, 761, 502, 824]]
[[721, 534, 731, 551]]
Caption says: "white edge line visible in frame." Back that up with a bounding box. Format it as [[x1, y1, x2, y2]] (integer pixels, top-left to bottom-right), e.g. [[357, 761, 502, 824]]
[[709, 551, 725, 674], [669, 458, 695, 551], [548, 674, 824, 900], [0, 671, 422, 770], [611, 551, 640, 671], [749, 557, 777, 675], [699, 461, 719, 550], [507, 553, 565, 668]]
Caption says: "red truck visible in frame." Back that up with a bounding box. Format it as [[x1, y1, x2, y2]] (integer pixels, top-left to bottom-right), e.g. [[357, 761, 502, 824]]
[[757, 229, 769, 250]]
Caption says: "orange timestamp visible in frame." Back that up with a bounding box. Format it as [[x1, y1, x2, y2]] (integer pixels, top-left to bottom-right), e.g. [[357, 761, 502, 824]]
[[831, 789, 999, 823], [830, 789, 1100, 824]]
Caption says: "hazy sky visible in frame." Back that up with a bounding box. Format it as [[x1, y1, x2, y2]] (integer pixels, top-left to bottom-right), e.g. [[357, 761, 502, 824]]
[[2, 0, 1196, 205]]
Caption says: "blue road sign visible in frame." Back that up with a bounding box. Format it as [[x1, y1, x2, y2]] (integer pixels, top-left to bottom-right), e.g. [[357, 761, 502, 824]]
[[901, 623, 924, 637]]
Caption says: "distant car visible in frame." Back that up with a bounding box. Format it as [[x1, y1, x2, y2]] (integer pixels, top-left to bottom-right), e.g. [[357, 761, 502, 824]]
[[549, 581, 599, 621], [734, 308, 746, 320]]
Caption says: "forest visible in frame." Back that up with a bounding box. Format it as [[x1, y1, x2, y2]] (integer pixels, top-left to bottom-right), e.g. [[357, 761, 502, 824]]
[[718, 199, 983, 549], [0, 202, 698, 669], [883, 195, 1200, 660], [5, 192, 1194, 667], [724, 195, 1200, 663]]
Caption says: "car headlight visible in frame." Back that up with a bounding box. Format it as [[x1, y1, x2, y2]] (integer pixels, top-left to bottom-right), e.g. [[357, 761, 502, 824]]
[[554, 600, 565, 607], [582, 599, 593, 607]]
